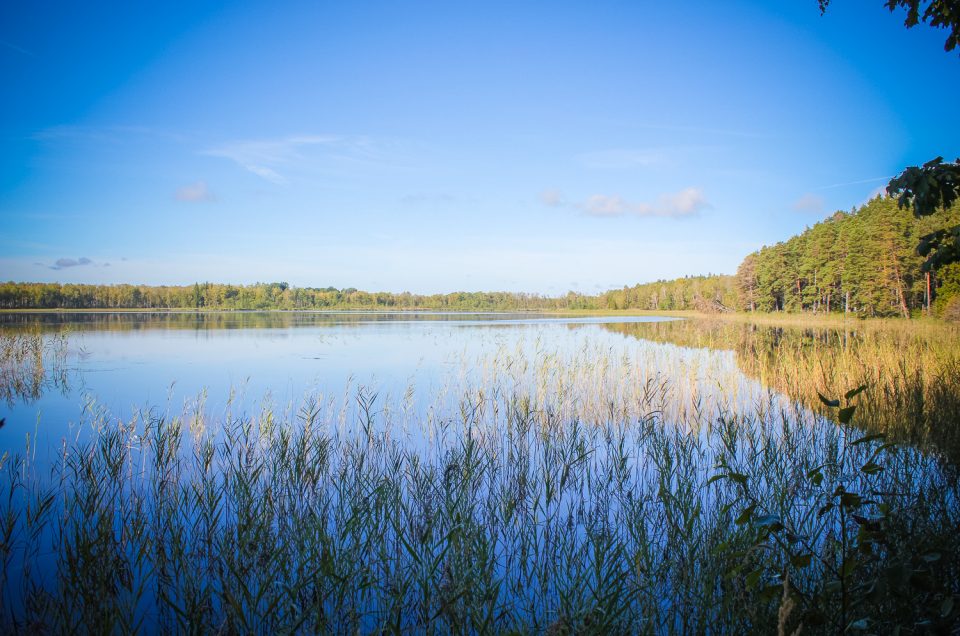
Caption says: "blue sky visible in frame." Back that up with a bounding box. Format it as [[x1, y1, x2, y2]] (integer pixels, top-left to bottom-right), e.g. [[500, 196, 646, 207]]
[[1, 0, 958, 294]]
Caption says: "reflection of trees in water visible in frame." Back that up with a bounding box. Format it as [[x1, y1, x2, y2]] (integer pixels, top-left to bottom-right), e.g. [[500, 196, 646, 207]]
[[603, 319, 960, 465], [0, 311, 537, 334], [0, 331, 71, 406]]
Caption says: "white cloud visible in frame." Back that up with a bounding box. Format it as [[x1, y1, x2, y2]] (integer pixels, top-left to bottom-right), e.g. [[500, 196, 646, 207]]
[[657, 187, 708, 217], [792, 193, 825, 214], [539, 189, 564, 207], [576, 187, 708, 219], [175, 181, 216, 202], [582, 194, 629, 217]]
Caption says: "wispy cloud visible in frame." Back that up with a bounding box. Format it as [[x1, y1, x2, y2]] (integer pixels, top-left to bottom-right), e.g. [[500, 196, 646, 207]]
[[572, 187, 709, 219], [581, 194, 630, 217], [204, 135, 382, 184], [175, 181, 216, 202], [0, 38, 33, 56], [792, 193, 824, 214], [40, 257, 110, 271], [33, 125, 187, 144], [539, 189, 564, 207], [815, 176, 891, 190]]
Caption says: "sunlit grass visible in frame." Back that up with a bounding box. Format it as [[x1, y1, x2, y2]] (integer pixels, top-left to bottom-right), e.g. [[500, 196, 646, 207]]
[[0, 330, 70, 407]]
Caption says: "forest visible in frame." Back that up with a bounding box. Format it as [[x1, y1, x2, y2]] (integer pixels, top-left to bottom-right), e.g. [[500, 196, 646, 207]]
[[0, 281, 589, 312], [3, 197, 959, 318], [600, 197, 960, 317]]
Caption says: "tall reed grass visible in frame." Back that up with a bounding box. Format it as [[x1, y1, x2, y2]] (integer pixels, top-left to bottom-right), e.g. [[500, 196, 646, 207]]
[[0, 330, 69, 407], [1, 337, 957, 633], [608, 319, 960, 468]]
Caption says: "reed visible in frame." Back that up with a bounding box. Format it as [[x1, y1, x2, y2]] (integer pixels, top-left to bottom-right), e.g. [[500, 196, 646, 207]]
[[0, 330, 957, 634], [0, 329, 70, 406]]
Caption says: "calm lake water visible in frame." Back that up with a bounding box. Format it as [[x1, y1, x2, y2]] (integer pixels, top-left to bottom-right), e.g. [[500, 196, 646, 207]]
[[3, 311, 953, 633], [0, 311, 778, 463]]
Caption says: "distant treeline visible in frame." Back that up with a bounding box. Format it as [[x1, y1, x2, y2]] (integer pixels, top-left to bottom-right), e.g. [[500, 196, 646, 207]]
[[0, 281, 592, 312], [597, 275, 738, 312], [3, 197, 958, 317]]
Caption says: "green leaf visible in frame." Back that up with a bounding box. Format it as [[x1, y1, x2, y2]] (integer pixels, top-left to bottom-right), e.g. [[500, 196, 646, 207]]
[[851, 433, 886, 446], [860, 462, 883, 475], [838, 406, 856, 424], [818, 392, 840, 408], [706, 473, 727, 486], [735, 504, 756, 526], [844, 384, 868, 400], [840, 491, 862, 507], [942, 596, 955, 618], [728, 472, 749, 485]]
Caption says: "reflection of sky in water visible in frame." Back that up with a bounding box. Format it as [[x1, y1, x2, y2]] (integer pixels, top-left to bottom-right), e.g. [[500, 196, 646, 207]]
[[0, 312, 786, 467], [3, 313, 929, 630]]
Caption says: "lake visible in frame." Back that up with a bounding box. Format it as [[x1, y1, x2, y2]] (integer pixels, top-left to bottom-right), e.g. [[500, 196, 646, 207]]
[[1, 311, 773, 465], [1, 311, 956, 633]]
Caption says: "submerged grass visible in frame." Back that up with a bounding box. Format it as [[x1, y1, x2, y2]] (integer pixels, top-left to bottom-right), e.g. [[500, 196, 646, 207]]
[[0, 328, 958, 633]]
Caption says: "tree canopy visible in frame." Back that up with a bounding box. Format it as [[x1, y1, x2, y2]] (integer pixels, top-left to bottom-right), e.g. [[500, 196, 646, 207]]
[[886, 157, 960, 270], [819, 0, 960, 53]]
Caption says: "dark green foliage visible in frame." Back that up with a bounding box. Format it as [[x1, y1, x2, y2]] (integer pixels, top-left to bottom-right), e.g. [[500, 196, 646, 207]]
[[888, 157, 960, 218], [716, 389, 960, 633], [735, 198, 960, 316], [819, 0, 960, 53], [887, 157, 960, 271]]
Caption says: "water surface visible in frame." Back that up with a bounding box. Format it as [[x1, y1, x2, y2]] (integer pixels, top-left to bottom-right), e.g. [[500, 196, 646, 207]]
[[3, 311, 733, 460]]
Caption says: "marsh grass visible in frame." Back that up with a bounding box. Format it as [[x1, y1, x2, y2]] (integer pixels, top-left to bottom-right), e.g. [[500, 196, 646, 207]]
[[0, 330, 70, 407], [0, 336, 958, 634], [608, 319, 960, 468]]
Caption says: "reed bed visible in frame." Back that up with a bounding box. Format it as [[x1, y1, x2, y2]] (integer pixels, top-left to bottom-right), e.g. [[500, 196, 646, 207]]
[[1, 338, 957, 634], [0, 330, 70, 407], [608, 319, 960, 468]]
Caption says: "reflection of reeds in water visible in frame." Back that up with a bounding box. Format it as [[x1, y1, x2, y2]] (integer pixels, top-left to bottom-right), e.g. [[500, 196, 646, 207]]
[[606, 319, 960, 466], [0, 330, 70, 406], [0, 340, 957, 632]]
